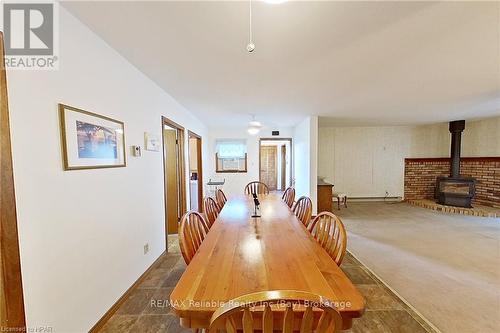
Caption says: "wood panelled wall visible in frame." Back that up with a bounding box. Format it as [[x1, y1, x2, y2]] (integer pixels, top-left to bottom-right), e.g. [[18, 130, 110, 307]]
[[318, 118, 500, 199]]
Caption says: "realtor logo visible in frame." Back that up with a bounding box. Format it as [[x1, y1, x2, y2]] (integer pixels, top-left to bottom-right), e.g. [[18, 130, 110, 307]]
[[1, 1, 58, 69], [4, 3, 53, 55]]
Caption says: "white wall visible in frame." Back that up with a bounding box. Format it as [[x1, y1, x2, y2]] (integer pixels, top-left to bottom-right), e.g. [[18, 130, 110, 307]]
[[410, 118, 500, 157], [318, 116, 500, 198], [462, 118, 500, 156], [8, 7, 207, 332], [293, 116, 318, 213], [318, 126, 412, 198], [310, 117, 318, 213], [409, 123, 450, 158], [206, 127, 294, 197]]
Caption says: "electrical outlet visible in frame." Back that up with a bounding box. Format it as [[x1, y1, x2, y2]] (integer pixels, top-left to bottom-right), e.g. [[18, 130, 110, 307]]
[[144, 243, 149, 255]]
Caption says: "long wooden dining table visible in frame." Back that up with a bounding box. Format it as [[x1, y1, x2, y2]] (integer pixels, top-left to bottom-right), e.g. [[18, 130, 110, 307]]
[[170, 194, 365, 330]]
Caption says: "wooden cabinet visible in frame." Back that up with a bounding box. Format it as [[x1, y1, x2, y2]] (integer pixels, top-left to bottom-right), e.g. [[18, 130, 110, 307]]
[[317, 179, 334, 213]]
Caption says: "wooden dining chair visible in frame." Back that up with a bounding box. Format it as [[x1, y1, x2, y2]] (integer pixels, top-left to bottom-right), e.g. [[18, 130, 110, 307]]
[[215, 188, 227, 208], [179, 211, 210, 265], [209, 290, 342, 333], [307, 212, 347, 265], [244, 181, 270, 196], [281, 187, 295, 208], [204, 197, 221, 228], [293, 196, 313, 228]]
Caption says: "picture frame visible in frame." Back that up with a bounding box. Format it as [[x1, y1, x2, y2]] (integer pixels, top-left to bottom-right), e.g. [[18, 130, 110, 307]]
[[144, 132, 161, 151], [59, 103, 126, 170]]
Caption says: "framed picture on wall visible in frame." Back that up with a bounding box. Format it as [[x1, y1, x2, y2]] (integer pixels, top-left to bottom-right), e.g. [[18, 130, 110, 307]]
[[144, 132, 161, 151], [59, 103, 126, 170]]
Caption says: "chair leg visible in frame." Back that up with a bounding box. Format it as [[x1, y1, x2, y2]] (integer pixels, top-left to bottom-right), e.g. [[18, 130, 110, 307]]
[[337, 197, 341, 210], [344, 196, 348, 208]]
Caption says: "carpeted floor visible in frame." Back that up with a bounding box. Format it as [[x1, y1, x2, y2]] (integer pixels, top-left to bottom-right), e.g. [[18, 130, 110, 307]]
[[336, 201, 500, 333]]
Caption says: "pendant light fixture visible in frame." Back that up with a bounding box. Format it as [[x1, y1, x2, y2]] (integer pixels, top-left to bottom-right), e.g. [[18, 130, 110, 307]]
[[246, 0, 288, 52], [247, 114, 262, 135]]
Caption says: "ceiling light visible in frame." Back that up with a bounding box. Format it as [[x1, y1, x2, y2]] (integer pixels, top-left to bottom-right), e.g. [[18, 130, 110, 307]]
[[247, 114, 262, 135], [249, 120, 262, 127], [246, 42, 255, 53], [247, 126, 260, 135]]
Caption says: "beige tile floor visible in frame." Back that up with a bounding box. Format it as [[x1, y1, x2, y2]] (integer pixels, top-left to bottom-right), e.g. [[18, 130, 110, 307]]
[[336, 202, 500, 333], [97, 235, 435, 332]]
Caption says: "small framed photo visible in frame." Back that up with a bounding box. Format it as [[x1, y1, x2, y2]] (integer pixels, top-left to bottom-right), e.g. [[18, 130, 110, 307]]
[[144, 132, 161, 151], [59, 104, 126, 170]]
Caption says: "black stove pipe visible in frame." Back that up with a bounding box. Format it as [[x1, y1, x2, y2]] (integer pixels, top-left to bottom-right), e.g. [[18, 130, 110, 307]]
[[449, 120, 465, 178]]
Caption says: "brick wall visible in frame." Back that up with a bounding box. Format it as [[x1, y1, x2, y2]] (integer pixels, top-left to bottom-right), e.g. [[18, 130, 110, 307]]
[[404, 157, 500, 208]]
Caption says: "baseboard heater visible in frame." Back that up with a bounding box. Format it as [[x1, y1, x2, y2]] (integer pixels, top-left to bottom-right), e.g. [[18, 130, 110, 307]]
[[349, 196, 403, 202]]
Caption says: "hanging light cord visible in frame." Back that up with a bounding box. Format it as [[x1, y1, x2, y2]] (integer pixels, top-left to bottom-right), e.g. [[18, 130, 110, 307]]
[[246, 0, 255, 52], [249, 0, 253, 45]]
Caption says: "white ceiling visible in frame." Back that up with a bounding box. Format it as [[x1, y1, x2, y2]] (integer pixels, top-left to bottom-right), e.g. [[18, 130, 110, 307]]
[[62, 1, 500, 128]]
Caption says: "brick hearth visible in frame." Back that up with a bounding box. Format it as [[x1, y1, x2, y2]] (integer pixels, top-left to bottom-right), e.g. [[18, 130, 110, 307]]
[[404, 157, 500, 208]]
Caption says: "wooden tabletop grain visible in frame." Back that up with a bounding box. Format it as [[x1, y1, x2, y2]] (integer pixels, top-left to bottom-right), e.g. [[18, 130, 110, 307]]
[[170, 194, 365, 329]]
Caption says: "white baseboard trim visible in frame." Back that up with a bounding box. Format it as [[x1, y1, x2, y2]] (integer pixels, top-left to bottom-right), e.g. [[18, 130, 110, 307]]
[[348, 197, 403, 202]]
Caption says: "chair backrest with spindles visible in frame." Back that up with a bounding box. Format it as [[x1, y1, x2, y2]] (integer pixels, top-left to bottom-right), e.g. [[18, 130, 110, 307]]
[[209, 290, 342, 333], [281, 187, 295, 208], [179, 211, 210, 265], [292, 196, 313, 227], [244, 181, 270, 196], [215, 189, 227, 208], [204, 197, 221, 228], [307, 212, 347, 265]]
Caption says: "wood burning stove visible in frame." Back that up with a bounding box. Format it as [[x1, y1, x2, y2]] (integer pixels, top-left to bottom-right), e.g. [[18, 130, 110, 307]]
[[434, 120, 476, 208], [435, 176, 475, 208]]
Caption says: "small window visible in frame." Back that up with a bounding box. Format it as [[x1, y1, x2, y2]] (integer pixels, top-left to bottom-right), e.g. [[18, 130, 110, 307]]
[[215, 139, 247, 173]]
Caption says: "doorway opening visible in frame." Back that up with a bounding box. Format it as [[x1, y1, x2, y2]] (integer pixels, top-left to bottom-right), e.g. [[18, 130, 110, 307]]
[[188, 131, 203, 212], [259, 138, 292, 192], [162, 117, 186, 249]]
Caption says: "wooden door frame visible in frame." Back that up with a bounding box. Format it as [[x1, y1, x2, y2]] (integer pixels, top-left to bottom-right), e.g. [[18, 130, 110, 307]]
[[187, 131, 203, 212], [0, 32, 26, 330], [161, 116, 186, 247], [259, 138, 293, 190], [280, 145, 286, 191]]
